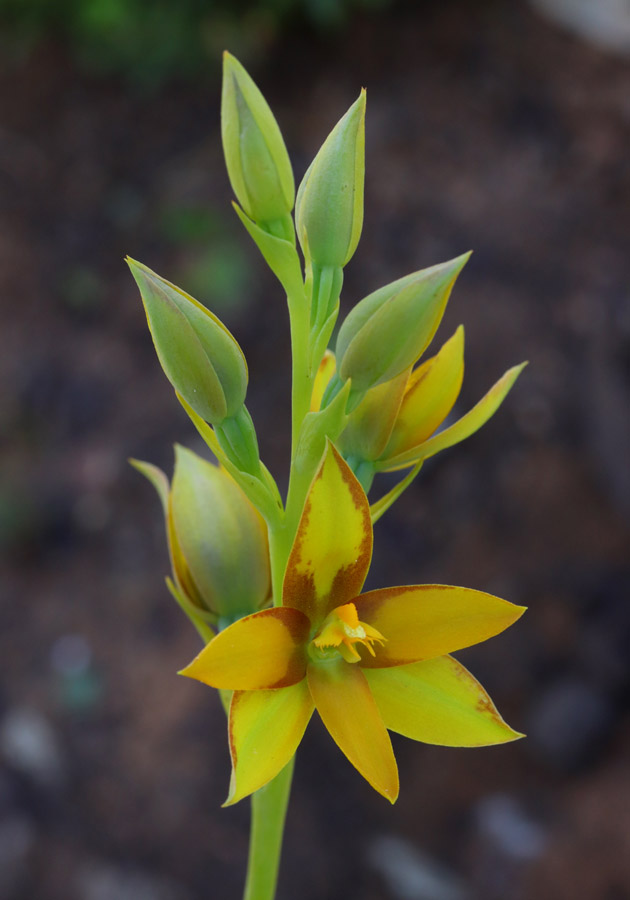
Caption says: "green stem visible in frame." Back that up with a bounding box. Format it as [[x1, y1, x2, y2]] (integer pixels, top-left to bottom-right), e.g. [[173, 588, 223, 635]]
[[287, 283, 313, 460], [241, 242, 332, 900], [243, 758, 295, 900]]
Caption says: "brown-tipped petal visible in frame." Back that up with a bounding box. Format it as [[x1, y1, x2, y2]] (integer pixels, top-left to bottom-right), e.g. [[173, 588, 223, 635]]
[[365, 656, 524, 746], [283, 442, 372, 625], [354, 585, 526, 668], [225, 682, 313, 805], [179, 607, 310, 691]]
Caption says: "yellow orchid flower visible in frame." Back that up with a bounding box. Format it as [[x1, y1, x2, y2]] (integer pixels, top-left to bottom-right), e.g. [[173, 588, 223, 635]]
[[180, 443, 524, 805]]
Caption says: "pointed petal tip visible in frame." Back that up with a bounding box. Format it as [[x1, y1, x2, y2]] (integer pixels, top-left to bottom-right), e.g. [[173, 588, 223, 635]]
[[222, 50, 237, 69], [453, 249, 472, 270]]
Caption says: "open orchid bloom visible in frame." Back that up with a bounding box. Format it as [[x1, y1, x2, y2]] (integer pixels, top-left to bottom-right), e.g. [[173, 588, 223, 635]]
[[180, 442, 524, 805]]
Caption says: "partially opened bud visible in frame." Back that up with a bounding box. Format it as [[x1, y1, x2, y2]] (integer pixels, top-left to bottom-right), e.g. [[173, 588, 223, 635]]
[[128, 258, 248, 425], [378, 361, 527, 472], [222, 52, 294, 235], [296, 90, 366, 269], [171, 446, 270, 622], [336, 253, 470, 397], [384, 326, 465, 459]]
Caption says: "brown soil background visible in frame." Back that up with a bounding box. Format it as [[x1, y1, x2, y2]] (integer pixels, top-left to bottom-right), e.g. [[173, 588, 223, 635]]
[[1, 1, 630, 898]]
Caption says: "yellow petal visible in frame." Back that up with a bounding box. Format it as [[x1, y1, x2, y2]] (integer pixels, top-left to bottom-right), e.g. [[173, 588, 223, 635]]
[[311, 349, 337, 412], [355, 585, 526, 667], [283, 442, 372, 625], [384, 326, 464, 458], [380, 362, 527, 471], [225, 681, 314, 805], [179, 607, 310, 690], [307, 659, 399, 803], [365, 656, 523, 746]]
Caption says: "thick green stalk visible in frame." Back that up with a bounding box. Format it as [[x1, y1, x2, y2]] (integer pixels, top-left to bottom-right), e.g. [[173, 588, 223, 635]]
[[287, 283, 313, 460], [241, 271, 313, 900], [243, 759, 295, 900]]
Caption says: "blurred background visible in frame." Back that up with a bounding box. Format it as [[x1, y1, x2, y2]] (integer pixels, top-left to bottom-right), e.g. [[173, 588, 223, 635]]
[[1, 0, 630, 898]]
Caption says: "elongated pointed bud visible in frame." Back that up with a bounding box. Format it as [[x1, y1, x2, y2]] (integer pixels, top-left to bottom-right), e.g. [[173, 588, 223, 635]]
[[336, 253, 470, 399], [296, 90, 366, 270], [222, 52, 294, 236], [171, 446, 270, 621], [127, 258, 248, 425]]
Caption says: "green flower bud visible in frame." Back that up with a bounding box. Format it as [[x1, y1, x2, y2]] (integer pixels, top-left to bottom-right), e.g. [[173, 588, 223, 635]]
[[171, 446, 271, 621], [336, 253, 470, 398], [221, 52, 294, 235], [296, 90, 366, 269], [127, 258, 248, 425]]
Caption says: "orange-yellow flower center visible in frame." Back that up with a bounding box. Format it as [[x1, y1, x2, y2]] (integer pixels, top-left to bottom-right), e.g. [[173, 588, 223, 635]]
[[311, 602, 386, 664]]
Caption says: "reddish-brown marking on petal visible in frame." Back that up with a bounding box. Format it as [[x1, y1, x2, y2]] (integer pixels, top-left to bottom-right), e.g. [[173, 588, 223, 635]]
[[182, 606, 310, 690], [322, 445, 372, 616], [283, 443, 372, 624], [253, 607, 310, 688], [252, 606, 311, 641], [228, 691, 242, 771], [283, 567, 318, 621]]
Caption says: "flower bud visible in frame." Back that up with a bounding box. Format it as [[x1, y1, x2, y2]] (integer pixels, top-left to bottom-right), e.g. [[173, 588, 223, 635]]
[[336, 253, 470, 398], [222, 52, 294, 234], [127, 258, 248, 425], [338, 368, 409, 463], [171, 446, 270, 621], [383, 326, 464, 460], [296, 90, 366, 269], [379, 361, 527, 472]]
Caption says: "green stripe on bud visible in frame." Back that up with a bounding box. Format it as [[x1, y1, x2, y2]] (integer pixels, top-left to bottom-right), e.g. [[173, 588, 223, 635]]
[[336, 253, 471, 400], [127, 258, 248, 425], [296, 89, 366, 270], [221, 52, 294, 237]]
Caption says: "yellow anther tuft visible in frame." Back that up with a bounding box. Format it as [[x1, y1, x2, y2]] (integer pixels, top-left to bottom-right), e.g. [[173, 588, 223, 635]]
[[312, 602, 386, 664]]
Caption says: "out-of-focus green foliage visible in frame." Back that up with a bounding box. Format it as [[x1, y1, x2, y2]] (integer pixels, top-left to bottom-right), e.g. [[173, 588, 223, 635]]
[[0, 0, 391, 86]]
